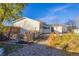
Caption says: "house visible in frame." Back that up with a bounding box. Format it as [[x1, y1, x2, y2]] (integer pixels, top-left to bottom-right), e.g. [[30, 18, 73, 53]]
[[51, 24, 68, 34], [13, 17, 41, 32], [74, 29, 79, 34], [3, 17, 52, 40], [12, 17, 52, 39], [40, 23, 52, 34], [12, 17, 52, 34], [51, 24, 63, 33]]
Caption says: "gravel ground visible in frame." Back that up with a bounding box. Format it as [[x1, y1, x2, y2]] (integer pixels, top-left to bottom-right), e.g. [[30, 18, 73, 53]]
[[8, 44, 68, 56]]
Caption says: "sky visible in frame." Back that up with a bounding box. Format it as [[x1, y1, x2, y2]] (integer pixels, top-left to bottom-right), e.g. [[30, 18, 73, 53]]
[[22, 3, 79, 24]]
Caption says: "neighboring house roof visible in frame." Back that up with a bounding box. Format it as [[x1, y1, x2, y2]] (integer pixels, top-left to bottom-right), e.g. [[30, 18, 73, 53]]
[[51, 24, 72, 27]]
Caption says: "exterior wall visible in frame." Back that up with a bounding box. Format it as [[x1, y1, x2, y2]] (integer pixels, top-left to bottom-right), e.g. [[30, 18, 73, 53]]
[[13, 18, 40, 32], [41, 26, 51, 34], [74, 29, 79, 34], [13, 18, 42, 39], [43, 29, 51, 34], [53, 26, 63, 33], [13, 17, 52, 39], [62, 26, 68, 33], [39, 23, 51, 34]]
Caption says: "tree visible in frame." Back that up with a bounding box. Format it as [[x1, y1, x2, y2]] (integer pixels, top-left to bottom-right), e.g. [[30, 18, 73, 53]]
[[0, 3, 26, 22], [67, 16, 79, 29], [0, 3, 26, 32], [74, 16, 79, 28], [65, 19, 77, 33], [66, 19, 77, 29], [0, 3, 26, 41]]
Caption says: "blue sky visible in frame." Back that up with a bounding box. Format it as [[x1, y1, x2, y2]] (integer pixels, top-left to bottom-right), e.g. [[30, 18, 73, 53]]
[[22, 3, 79, 24]]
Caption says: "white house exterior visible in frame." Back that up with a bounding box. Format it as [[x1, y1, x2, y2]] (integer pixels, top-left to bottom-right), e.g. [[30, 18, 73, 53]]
[[13, 17, 52, 34], [40, 25, 51, 34], [13, 17, 41, 32], [54, 25, 63, 33], [51, 24, 68, 34], [12, 17, 52, 39], [74, 29, 79, 34], [52, 25, 63, 33]]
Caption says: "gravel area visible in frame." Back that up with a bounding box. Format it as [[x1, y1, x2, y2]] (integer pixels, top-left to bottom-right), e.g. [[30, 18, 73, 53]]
[[8, 44, 68, 56]]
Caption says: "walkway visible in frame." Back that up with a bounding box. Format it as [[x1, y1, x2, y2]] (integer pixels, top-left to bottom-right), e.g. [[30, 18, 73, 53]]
[[8, 44, 67, 56]]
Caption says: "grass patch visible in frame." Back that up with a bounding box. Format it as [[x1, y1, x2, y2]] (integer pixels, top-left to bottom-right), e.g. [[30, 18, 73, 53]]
[[55, 33, 79, 53]]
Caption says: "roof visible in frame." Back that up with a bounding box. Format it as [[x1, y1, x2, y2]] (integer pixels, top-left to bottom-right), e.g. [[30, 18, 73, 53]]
[[51, 24, 72, 27], [12, 17, 41, 24]]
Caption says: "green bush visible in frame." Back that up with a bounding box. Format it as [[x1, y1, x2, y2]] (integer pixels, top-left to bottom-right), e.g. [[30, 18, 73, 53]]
[[55, 33, 79, 50]]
